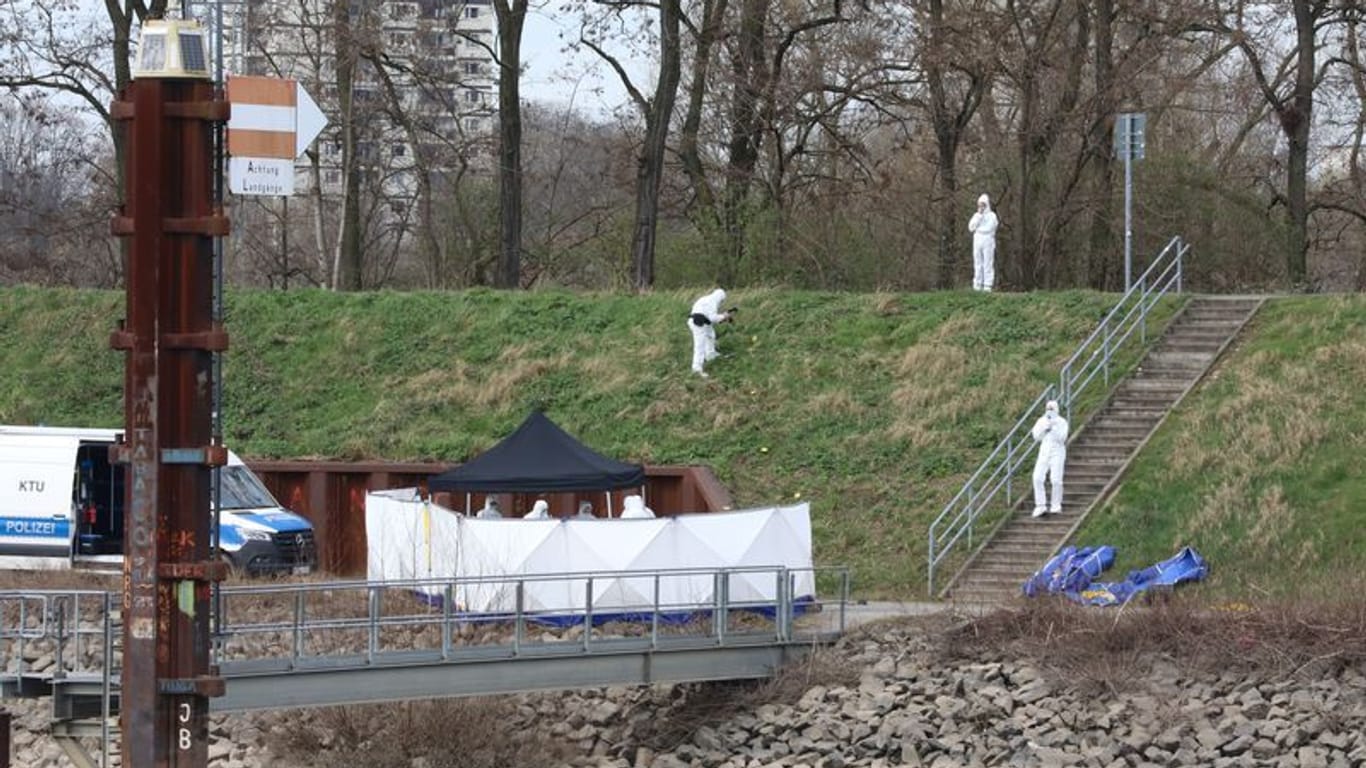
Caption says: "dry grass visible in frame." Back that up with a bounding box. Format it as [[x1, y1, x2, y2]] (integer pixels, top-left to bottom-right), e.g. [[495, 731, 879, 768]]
[[0, 569, 118, 591], [887, 330, 971, 447], [270, 698, 568, 768], [939, 593, 1366, 695]]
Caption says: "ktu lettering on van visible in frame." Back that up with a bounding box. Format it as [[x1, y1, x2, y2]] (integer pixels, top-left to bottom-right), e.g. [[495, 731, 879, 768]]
[[17, 480, 45, 492]]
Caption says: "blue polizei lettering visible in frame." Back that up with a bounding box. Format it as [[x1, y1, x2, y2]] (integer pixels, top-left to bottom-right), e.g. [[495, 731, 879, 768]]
[[0, 517, 71, 538]]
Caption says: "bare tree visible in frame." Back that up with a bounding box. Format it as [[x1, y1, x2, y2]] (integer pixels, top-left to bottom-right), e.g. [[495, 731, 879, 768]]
[[1216, 0, 1344, 287], [521, 102, 633, 286], [0, 95, 118, 286], [580, 0, 684, 289], [493, 0, 529, 288], [331, 0, 366, 290], [0, 0, 168, 194], [921, 0, 989, 289]]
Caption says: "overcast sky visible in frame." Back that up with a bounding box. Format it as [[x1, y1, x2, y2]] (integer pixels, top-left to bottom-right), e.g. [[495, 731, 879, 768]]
[[520, 6, 649, 119]]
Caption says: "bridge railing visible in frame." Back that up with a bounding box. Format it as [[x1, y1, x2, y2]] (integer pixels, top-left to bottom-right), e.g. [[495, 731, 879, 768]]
[[1, 565, 849, 683], [212, 565, 849, 670], [0, 590, 117, 683], [927, 236, 1187, 596]]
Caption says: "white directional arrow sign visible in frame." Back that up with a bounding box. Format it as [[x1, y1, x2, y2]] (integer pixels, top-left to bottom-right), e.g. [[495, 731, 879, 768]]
[[227, 75, 329, 196], [295, 83, 327, 158]]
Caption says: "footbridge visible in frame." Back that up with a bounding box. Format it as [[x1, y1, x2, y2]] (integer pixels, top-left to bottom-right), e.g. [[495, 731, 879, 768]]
[[1, 566, 848, 765]]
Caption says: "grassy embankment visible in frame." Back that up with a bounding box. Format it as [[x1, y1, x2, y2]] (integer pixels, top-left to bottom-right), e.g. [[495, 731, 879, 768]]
[[4, 287, 1361, 598]]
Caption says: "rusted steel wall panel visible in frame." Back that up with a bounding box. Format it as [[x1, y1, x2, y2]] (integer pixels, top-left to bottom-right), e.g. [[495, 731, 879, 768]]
[[248, 462, 733, 575]]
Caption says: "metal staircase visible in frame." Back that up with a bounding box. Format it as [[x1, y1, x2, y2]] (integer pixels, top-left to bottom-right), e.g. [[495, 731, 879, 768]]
[[944, 295, 1263, 603]]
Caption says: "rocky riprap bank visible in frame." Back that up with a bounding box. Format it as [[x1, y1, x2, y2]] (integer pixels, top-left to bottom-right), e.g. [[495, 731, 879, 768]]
[[6, 612, 1365, 767]]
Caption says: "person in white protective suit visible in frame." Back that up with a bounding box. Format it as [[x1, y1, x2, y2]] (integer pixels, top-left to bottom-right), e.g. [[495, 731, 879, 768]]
[[475, 498, 503, 519], [1030, 400, 1069, 517], [686, 288, 732, 378], [523, 499, 551, 520], [619, 494, 656, 519], [968, 193, 999, 291]]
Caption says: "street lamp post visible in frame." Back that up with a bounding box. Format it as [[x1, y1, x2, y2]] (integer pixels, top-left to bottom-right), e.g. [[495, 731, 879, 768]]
[[1115, 112, 1146, 292]]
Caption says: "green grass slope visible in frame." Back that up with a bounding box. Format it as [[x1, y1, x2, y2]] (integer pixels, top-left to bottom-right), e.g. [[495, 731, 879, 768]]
[[1076, 296, 1366, 596], [1, 285, 1147, 595], [4, 287, 1359, 598]]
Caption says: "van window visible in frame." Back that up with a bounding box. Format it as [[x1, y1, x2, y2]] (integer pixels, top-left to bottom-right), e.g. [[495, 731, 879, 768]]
[[219, 466, 279, 510]]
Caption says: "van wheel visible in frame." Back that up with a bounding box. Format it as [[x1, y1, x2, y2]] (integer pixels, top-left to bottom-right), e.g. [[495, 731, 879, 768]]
[[219, 553, 241, 581]]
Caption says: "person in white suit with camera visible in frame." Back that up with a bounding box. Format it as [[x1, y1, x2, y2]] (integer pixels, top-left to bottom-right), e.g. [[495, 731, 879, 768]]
[[687, 288, 732, 378], [968, 193, 998, 291], [1031, 400, 1068, 517]]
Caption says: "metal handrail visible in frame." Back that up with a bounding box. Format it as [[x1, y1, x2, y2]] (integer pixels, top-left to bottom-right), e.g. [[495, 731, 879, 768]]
[[928, 236, 1188, 595], [0, 590, 120, 684], [211, 565, 847, 667], [1, 565, 850, 683]]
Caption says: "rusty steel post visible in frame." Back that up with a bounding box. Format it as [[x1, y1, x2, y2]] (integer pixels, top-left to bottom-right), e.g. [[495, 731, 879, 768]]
[[111, 71, 230, 767], [0, 707, 9, 768]]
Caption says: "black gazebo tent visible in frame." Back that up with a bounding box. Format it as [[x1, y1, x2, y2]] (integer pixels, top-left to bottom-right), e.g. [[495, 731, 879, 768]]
[[428, 411, 645, 495]]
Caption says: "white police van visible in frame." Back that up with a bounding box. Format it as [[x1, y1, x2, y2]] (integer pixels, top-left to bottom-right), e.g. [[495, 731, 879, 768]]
[[0, 426, 316, 575]]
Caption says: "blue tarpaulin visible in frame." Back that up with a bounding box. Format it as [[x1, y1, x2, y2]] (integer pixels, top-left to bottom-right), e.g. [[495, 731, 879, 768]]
[[1022, 546, 1207, 606]]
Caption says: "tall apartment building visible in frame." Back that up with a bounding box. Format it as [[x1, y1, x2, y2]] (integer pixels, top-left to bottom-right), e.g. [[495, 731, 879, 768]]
[[219, 0, 496, 195]]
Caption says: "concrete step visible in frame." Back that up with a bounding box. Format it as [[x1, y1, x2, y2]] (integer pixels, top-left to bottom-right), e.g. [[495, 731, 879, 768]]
[[992, 525, 1078, 542], [961, 570, 1038, 585], [1141, 364, 1211, 376], [1074, 430, 1150, 444], [1176, 315, 1246, 325], [1123, 374, 1190, 385], [1094, 408, 1165, 420], [1064, 471, 1118, 484], [1097, 406, 1168, 420], [1003, 513, 1079, 527], [1136, 367, 1204, 379], [1178, 316, 1249, 327], [991, 531, 1071, 547], [1139, 357, 1212, 371], [1089, 415, 1161, 430], [1068, 455, 1128, 467], [1167, 322, 1245, 335], [952, 571, 1032, 586], [1079, 433, 1153, 446], [1104, 398, 1180, 413], [987, 542, 1058, 555], [1106, 401, 1175, 413], [1111, 387, 1185, 400], [1059, 482, 1109, 495], [953, 575, 1031, 591], [1159, 340, 1230, 353], [1068, 447, 1136, 460], [1143, 351, 1215, 365], [981, 543, 1064, 558], [1085, 416, 1165, 428], [1185, 301, 1256, 309], [1160, 330, 1232, 343], [1072, 436, 1141, 446], [951, 579, 1027, 595]]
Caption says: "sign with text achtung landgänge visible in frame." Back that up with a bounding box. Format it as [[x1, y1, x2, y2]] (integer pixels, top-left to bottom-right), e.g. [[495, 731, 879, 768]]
[[226, 75, 327, 196]]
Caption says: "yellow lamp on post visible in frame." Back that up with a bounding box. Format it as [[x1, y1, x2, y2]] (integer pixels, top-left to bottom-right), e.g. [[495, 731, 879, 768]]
[[133, 14, 211, 81]]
